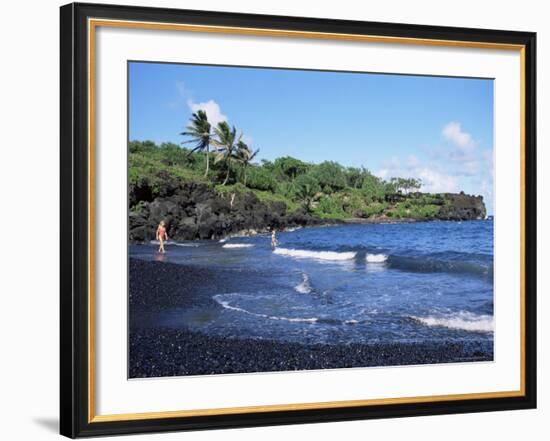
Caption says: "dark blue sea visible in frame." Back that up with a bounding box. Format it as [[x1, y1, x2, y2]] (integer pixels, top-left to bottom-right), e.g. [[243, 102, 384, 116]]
[[130, 220, 494, 346]]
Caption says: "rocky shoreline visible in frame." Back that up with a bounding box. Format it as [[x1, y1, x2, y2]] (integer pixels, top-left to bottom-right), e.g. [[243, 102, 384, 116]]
[[129, 258, 493, 378], [129, 182, 487, 242]]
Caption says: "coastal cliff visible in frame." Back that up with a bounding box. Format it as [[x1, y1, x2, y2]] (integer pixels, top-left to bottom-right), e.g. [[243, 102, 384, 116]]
[[128, 141, 487, 242], [129, 182, 486, 242], [129, 182, 327, 242]]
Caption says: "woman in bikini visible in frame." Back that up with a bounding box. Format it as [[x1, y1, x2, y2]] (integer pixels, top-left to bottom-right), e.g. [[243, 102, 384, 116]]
[[156, 220, 168, 253]]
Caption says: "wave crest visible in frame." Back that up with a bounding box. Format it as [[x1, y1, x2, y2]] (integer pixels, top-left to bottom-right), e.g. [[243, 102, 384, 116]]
[[274, 247, 356, 261], [366, 253, 388, 263], [222, 244, 254, 249], [410, 311, 493, 333]]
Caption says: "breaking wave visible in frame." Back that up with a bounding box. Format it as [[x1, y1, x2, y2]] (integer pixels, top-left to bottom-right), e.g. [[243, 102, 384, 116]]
[[366, 253, 388, 263], [410, 311, 494, 333], [273, 247, 356, 261], [222, 244, 254, 249]]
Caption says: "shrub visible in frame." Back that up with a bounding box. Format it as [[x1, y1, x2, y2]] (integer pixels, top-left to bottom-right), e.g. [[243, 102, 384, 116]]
[[245, 166, 278, 191], [314, 195, 346, 218], [362, 202, 388, 217], [361, 174, 386, 202], [309, 161, 347, 193]]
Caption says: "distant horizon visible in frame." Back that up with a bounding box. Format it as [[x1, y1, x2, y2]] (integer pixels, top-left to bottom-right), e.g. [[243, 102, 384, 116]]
[[129, 62, 494, 214]]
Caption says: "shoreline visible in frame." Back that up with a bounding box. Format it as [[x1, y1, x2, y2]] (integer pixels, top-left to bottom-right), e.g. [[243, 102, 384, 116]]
[[131, 216, 490, 244], [129, 179, 488, 243], [129, 258, 493, 378]]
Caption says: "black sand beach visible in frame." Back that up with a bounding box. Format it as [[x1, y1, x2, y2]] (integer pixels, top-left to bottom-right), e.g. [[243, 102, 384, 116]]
[[129, 258, 493, 379]]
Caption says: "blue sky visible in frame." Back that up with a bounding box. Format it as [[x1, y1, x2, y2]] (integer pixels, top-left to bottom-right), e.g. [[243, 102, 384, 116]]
[[129, 62, 494, 214]]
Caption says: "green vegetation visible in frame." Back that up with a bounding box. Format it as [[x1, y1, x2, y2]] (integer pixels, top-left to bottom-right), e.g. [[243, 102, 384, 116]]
[[181, 110, 213, 178], [130, 139, 448, 220], [129, 112, 449, 220]]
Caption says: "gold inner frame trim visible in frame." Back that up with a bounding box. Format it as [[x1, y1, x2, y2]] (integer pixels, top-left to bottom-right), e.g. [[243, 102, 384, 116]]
[[91, 390, 524, 423], [87, 17, 527, 423]]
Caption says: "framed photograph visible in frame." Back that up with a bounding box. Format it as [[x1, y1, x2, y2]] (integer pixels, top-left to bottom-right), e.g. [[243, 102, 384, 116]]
[[60, 2, 537, 438]]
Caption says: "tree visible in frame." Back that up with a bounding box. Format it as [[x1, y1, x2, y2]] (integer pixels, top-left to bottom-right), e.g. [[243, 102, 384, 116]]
[[294, 174, 320, 212], [405, 178, 422, 193], [244, 166, 277, 191], [345, 167, 361, 189], [234, 140, 259, 186], [180, 110, 212, 177], [388, 177, 422, 194], [273, 156, 310, 181], [310, 161, 347, 193], [213, 121, 239, 185], [361, 173, 386, 202]]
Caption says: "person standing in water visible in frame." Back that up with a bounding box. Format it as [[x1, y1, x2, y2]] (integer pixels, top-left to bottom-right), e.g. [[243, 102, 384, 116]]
[[271, 228, 278, 249], [156, 220, 168, 253]]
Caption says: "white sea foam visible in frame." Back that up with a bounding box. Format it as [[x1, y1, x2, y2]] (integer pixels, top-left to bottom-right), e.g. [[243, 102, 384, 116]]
[[344, 319, 359, 325], [273, 247, 356, 261], [411, 311, 494, 333], [366, 253, 388, 263], [213, 295, 317, 323], [295, 273, 312, 294], [218, 238, 228, 243], [222, 244, 254, 249], [284, 226, 302, 232]]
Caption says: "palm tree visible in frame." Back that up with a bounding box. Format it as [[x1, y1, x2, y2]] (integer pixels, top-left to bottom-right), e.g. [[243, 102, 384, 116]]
[[294, 174, 320, 212], [235, 140, 259, 186], [180, 110, 212, 178], [213, 122, 238, 185]]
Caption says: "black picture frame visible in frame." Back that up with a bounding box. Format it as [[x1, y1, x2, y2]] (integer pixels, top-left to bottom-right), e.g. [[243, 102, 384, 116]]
[[60, 2, 537, 438]]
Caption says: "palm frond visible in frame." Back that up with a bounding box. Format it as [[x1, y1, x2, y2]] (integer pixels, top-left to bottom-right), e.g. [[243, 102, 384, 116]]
[[250, 148, 260, 161], [213, 152, 226, 164]]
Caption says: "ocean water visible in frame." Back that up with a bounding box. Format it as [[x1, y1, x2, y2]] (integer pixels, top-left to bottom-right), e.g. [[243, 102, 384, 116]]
[[130, 220, 494, 346]]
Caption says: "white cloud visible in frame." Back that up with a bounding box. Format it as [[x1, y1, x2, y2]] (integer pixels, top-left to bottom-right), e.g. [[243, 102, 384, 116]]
[[416, 168, 459, 193], [375, 157, 459, 194], [442, 121, 475, 151], [374, 124, 492, 212], [440, 121, 484, 176], [187, 99, 228, 128], [175, 81, 228, 129], [376, 156, 401, 180]]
